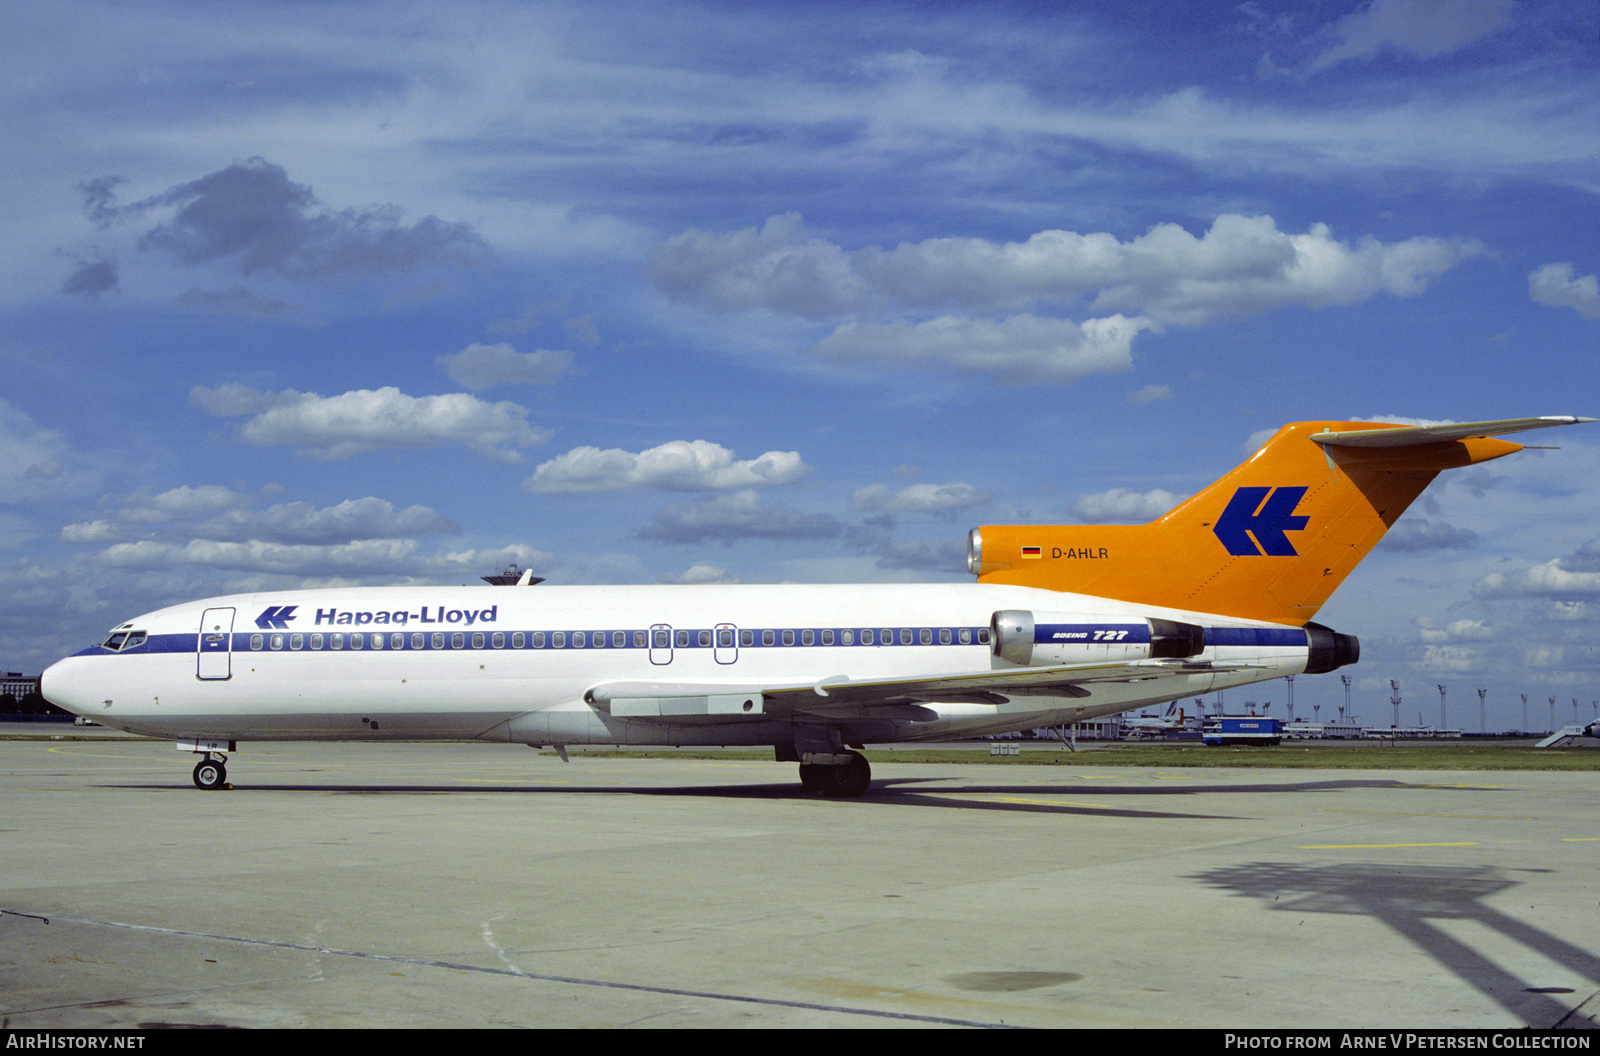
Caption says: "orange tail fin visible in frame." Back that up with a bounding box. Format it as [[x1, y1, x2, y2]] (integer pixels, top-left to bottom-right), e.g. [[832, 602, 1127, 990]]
[[969, 417, 1590, 625]]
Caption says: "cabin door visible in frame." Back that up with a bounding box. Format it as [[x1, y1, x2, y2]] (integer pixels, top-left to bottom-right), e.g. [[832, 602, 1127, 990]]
[[197, 607, 235, 681]]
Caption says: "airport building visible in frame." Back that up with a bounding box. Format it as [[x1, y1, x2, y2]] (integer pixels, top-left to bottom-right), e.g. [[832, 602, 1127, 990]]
[[1, 672, 39, 699]]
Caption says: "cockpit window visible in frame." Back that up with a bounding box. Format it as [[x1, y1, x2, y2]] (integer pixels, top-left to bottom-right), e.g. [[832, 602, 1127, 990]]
[[100, 630, 147, 651]]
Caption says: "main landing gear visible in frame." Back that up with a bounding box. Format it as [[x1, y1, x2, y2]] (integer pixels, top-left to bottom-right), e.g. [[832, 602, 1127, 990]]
[[798, 750, 872, 797], [192, 754, 228, 790]]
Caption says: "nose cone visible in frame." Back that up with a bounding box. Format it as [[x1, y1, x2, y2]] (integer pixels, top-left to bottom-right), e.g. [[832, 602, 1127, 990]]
[[41, 654, 96, 719]]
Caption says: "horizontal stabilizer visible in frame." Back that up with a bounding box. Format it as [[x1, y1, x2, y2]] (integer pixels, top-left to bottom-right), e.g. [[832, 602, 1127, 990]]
[[1311, 416, 1593, 448]]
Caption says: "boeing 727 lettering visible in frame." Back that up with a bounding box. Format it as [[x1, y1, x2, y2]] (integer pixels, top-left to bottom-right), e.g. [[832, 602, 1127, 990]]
[[41, 416, 1592, 795]]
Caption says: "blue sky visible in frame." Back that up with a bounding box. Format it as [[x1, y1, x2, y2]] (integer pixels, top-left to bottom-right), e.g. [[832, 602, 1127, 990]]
[[5, 0, 1597, 730]]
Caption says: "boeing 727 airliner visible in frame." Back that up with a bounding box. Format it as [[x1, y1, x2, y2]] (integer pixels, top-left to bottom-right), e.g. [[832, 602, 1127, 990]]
[[42, 416, 1592, 795]]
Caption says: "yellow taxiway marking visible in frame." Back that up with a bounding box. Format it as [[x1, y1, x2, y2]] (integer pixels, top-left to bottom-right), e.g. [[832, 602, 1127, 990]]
[[1298, 841, 1479, 849], [1317, 810, 1535, 820]]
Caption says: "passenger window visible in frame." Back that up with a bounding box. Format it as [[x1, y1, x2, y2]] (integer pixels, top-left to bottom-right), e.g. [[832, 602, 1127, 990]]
[[612, 630, 625, 648], [781, 629, 794, 646], [900, 628, 913, 645], [494, 632, 505, 649], [311, 634, 323, 650], [801, 629, 814, 646], [573, 631, 587, 648], [939, 628, 951, 645], [919, 628, 932, 645], [391, 633, 404, 649], [698, 629, 711, 647], [533, 632, 546, 648], [959, 628, 971, 645], [353, 634, 366, 649], [741, 630, 753, 647], [553, 632, 566, 648], [513, 632, 525, 648], [654, 630, 669, 648], [842, 629, 853, 645], [675, 630, 689, 648], [250, 634, 263, 650], [290, 634, 303, 650], [411, 633, 424, 649], [270, 634, 284, 650], [762, 629, 775, 646], [591, 631, 604, 648], [977, 628, 990, 645], [472, 632, 484, 648], [860, 629, 873, 645], [331, 633, 344, 649], [633, 630, 646, 648]]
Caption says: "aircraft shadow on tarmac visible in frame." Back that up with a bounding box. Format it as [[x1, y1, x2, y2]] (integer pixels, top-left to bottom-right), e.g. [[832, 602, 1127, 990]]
[[105, 772, 1475, 822], [1188, 861, 1600, 1029]]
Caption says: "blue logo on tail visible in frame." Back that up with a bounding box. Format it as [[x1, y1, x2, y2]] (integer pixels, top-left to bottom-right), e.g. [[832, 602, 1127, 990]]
[[1213, 487, 1309, 556]]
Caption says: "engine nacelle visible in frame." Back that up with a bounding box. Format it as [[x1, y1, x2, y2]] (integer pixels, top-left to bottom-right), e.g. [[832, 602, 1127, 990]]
[[990, 610, 1205, 667], [1303, 622, 1360, 674]]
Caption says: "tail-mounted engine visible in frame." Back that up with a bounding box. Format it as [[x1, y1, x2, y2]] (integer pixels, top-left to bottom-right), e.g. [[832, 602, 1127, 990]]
[[991, 610, 1205, 667], [1303, 622, 1360, 674]]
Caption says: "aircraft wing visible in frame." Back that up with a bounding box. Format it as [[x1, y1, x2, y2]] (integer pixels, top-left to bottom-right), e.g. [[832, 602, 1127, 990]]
[[584, 658, 1264, 720]]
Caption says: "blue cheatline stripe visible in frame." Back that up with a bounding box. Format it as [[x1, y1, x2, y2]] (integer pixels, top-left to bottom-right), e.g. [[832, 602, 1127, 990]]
[[1204, 627, 1306, 648], [85, 624, 1308, 656], [81, 626, 997, 656]]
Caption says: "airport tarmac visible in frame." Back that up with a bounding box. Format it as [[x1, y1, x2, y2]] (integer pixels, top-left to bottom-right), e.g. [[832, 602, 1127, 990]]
[[2, 733, 1597, 1030]]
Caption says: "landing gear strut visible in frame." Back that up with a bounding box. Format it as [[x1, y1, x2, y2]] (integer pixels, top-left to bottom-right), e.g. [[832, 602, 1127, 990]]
[[798, 750, 871, 797], [192, 755, 228, 790]]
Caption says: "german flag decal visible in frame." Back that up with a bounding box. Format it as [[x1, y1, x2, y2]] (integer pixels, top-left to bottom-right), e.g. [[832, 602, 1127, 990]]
[[1021, 546, 1042, 559]]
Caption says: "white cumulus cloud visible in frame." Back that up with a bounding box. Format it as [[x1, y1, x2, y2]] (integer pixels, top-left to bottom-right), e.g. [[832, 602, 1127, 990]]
[[1529, 263, 1600, 320], [524, 440, 810, 493], [191, 385, 550, 462], [850, 482, 990, 513], [1071, 487, 1187, 523], [436, 342, 573, 388], [812, 314, 1148, 385], [654, 212, 1485, 328]]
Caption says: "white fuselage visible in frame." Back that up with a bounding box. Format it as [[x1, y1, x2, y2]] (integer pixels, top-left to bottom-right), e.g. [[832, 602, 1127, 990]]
[[43, 582, 1314, 748]]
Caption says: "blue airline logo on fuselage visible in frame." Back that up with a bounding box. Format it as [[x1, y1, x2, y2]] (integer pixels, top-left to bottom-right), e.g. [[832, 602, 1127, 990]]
[[254, 604, 500, 628], [1213, 486, 1309, 557], [255, 605, 298, 629]]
